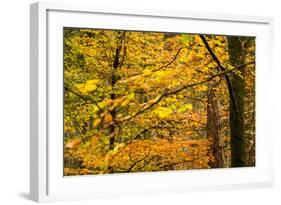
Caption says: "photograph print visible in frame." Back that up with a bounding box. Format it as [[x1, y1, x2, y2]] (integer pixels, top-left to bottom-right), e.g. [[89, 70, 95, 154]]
[[63, 28, 255, 176]]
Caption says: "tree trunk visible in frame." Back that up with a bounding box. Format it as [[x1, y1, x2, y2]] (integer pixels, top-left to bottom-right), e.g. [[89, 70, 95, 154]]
[[227, 36, 246, 167], [108, 32, 124, 151], [107, 32, 125, 173], [207, 89, 225, 168]]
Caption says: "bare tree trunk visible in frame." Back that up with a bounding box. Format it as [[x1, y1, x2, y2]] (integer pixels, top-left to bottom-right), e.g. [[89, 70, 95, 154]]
[[207, 89, 225, 168]]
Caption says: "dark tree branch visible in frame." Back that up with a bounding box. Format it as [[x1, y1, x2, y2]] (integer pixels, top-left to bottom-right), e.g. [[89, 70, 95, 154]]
[[199, 35, 224, 70], [127, 155, 149, 172], [199, 34, 255, 123]]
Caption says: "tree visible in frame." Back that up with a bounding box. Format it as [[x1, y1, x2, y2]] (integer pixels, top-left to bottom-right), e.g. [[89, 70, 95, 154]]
[[227, 36, 246, 167], [207, 87, 225, 168]]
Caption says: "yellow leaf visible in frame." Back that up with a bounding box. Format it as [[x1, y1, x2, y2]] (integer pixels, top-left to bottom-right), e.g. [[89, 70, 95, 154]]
[[76, 79, 99, 94], [121, 99, 130, 107], [84, 84, 97, 92], [87, 79, 99, 84], [153, 107, 173, 119], [93, 118, 101, 128], [143, 69, 152, 76], [127, 92, 135, 100]]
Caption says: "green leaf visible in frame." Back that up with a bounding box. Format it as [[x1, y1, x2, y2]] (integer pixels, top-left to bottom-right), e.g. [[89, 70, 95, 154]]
[[108, 145, 120, 155], [127, 92, 135, 100], [182, 34, 191, 43], [178, 103, 193, 113], [97, 101, 107, 109]]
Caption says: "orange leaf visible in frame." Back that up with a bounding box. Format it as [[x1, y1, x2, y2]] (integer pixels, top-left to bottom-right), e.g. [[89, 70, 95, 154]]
[[65, 139, 81, 149], [104, 113, 113, 123]]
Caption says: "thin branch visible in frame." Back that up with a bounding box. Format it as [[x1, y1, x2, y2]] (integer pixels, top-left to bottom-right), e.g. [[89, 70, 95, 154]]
[[136, 157, 155, 171], [124, 46, 188, 78], [153, 46, 188, 72], [64, 85, 102, 110], [127, 145, 151, 172], [127, 155, 149, 172]]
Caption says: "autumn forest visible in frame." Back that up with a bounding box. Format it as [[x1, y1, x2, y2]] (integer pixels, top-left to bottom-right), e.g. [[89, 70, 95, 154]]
[[63, 28, 255, 176]]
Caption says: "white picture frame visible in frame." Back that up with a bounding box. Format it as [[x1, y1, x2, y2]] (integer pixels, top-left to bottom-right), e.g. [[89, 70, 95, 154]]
[[30, 1, 274, 202]]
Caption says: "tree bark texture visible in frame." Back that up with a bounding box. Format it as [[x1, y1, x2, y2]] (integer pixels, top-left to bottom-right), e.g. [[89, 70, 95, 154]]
[[227, 36, 246, 167], [207, 89, 225, 168]]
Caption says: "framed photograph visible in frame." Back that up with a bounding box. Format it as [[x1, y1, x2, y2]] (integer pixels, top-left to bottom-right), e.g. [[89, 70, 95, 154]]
[[30, 2, 274, 202]]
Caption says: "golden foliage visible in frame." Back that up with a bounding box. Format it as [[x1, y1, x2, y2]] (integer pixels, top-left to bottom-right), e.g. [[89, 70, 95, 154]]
[[64, 138, 213, 175], [63, 28, 255, 175]]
